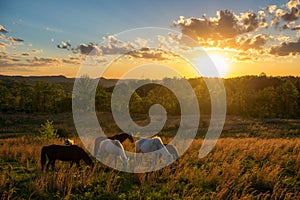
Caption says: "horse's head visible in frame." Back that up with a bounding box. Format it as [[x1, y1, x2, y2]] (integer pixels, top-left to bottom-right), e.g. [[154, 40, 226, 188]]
[[84, 156, 93, 166]]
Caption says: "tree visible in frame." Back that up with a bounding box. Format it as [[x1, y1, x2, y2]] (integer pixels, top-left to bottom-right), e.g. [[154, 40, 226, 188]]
[[276, 80, 299, 118], [252, 87, 277, 118], [95, 85, 111, 112], [38, 120, 59, 141]]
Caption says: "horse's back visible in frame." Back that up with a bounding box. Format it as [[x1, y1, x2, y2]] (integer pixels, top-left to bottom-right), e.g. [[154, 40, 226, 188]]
[[95, 136, 106, 143], [136, 138, 147, 147], [43, 145, 84, 161], [100, 139, 124, 154], [136, 138, 156, 153]]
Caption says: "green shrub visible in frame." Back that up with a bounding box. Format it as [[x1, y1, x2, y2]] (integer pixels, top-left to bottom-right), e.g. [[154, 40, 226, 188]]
[[38, 120, 59, 141]]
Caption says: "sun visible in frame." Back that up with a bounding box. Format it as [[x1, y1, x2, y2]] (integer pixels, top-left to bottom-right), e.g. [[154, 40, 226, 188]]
[[207, 53, 229, 78], [193, 53, 230, 78]]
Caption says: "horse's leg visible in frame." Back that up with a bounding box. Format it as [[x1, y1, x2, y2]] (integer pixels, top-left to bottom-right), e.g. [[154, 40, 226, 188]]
[[51, 160, 55, 170], [46, 159, 51, 170], [151, 153, 156, 170], [135, 145, 141, 165]]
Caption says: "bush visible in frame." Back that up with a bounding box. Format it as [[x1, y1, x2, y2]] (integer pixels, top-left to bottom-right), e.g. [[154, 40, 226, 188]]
[[38, 120, 59, 141]]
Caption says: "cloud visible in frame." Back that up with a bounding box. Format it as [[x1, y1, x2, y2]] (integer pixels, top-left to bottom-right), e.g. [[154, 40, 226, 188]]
[[75, 43, 102, 55], [283, 24, 290, 30], [281, 7, 300, 22], [58, 36, 135, 56], [0, 25, 8, 34], [233, 51, 260, 62], [8, 36, 24, 42], [245, 34, 269, 49], [31, 49, 43, 54], [219, 34, 269, 52], [267, 5, 277, 14], [174, 10, 243, 40], [173, 4, 300, 58], [126, 48, 175, 61], [0, 54, 83, 68], [62, 57, 81, 65], [276, 36, 292, 42], [57, 41, 71, 49], [99, 43, 133, 55], [270, 40, 300, 56], [271, 9, 284, 27], [286, 0, 300, 10], [174, 9, 269, 44], [241, 12, 260, 33], [0, 42, 7, 48], [57, 41, 101, 55], [291, 25, 300, 30], [30, 56, 59, 65], [0, 34, 25, 50], [44, 27, 63, 33], [271, 1, 300, 25]]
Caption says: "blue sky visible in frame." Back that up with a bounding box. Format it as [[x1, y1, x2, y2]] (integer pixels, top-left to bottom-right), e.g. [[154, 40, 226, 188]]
[[0, 0, 299, 77]]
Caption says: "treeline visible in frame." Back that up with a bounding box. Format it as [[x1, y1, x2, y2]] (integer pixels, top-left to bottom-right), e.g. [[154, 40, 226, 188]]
[[224, 75, 300, 118], [0, 75, 299, 119], [0, 79, 72, 113]]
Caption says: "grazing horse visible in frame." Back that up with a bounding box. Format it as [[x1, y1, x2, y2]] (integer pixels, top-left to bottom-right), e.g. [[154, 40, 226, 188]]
[[96, 139, 128, 169], [135, 137, 173, 169], [41, 145, 92, 170], [94, 133, 134, 156]]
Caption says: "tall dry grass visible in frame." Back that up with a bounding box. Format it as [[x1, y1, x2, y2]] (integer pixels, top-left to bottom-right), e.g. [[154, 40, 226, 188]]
[[1, 137, 300, 199]]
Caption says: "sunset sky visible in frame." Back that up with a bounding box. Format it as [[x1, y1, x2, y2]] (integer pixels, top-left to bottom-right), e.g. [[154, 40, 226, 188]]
[[0, 0, 300, 78]]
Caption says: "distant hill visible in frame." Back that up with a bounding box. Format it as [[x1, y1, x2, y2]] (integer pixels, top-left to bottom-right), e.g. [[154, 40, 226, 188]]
[[0, 75, 118, 87]]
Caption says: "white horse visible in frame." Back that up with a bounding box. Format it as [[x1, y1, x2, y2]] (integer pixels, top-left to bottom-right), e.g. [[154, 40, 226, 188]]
[[96, 139, 128, 169], [135, 137, 173, 169]]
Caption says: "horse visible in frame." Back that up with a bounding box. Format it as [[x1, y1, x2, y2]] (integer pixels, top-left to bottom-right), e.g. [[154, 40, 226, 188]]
[[96, 139, 128, 169], [41, 145, 92, 171], [94, 132, 134, 156], [135, 137, 173, 170]]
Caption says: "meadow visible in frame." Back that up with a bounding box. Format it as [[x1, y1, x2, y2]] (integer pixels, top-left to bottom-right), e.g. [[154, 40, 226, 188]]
[[1, 113, 300, 199]]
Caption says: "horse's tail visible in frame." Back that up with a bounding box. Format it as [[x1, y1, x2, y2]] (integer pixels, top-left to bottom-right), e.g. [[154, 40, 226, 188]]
[[94, 138, 100, 157], [41, 147, 47, 170]]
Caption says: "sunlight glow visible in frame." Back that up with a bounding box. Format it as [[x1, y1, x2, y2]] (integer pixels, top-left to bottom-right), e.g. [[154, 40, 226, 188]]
[[207, 53, 229, 77]]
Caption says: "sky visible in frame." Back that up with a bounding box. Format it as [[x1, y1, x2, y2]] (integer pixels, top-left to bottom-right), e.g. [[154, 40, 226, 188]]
[[0, 0, 300, 78]]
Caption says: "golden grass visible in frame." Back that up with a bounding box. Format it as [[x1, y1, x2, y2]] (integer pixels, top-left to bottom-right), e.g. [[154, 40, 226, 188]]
[[1, 137, 300, 199]]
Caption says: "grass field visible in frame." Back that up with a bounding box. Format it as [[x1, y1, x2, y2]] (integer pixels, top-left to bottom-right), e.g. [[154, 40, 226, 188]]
[[1, 113, 300, 199]]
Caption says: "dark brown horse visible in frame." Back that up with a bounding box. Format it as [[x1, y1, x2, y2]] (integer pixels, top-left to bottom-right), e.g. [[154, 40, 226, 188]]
[[94, 133, 134, 156], [41, 145, 92, 170]]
